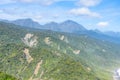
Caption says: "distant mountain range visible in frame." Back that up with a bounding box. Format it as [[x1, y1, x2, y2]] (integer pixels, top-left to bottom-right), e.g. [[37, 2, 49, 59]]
[[0, 18, 86, 32], [104, 31, 120, 38], [0, 18, 120, 44]]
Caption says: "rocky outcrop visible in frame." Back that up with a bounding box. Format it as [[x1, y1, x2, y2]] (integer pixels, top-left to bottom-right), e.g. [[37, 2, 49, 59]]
[[22, 33, 38, 47], [44, 37, 52, 45], [23, 48, 33, 63], [34, 60, 43, 76], [73, 50, 80, 55]]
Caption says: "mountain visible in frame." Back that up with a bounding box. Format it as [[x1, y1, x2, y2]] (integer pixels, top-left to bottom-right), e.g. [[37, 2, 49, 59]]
[[104, 31, 120, 38], [12, 18, 42, 28], [0, 21, 120, 80], [75, 30, 120, 44], [43, 20, 86, 33], [43, 22, 60, 31], [59, 20, 86, 33], [1, 18, 87, 32], [0, 21, 99, 80], [0, 19, 10, 23], [0, 72, 18, 80], [0, 18, 120, 44]]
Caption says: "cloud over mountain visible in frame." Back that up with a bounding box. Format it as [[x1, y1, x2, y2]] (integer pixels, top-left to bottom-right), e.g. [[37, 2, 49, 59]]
[[69, 7, 101, 18], [97, 21, 109, 27]]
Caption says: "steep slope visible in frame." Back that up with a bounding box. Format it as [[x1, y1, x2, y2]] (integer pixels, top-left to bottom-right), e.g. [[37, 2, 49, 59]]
[[0, 22, 99, 80], [1, 18, 120, 44], [0, 72, 18, 80], [12, 18, 42, 29], [1, 18, 86, 33], [59, 20, 86, 33], [0, 21, 120, 80], [104, 31, 120, 38], [75, 30, 120, 44], [42, 20, 86, 33], [43, 22, 60, 31]]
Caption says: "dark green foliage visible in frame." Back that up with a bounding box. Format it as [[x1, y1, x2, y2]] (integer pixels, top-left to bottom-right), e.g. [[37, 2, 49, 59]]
[[0, 72, 18, 80], [0, 21, 120, 80]]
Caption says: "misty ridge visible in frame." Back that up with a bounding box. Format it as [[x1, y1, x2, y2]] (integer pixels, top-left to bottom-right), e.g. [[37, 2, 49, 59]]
[[1, 18, 120, 44]]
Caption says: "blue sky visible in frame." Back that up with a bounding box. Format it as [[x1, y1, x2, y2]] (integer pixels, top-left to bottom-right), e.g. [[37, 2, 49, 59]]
[[0, 0, 120, 32]]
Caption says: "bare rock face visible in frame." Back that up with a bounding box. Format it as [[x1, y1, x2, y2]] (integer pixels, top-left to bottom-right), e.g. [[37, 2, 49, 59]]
[[44, 37, 52, 45], [22, 33, 38, 47], [60, 35, 65, 40], [23, 48, 33, 63], [73, 50, 80, 55], [29, 60, 43, 80], [59, 35, 69, 43], [34, 60, 43, 76]]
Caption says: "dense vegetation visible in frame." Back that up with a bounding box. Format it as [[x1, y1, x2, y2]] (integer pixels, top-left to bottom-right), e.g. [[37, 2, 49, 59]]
[[0, 21, 120, 80], [0, 72, 18, 80]]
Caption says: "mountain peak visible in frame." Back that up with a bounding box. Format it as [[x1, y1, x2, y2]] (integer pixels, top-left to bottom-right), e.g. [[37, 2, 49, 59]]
[[14, 18, 34, 22], [24, 18, 33, 21], [13, 18, 41, 28], [62, 20, 79, 24], [45, 21, 58, 25], [59, 20, 86, 33]]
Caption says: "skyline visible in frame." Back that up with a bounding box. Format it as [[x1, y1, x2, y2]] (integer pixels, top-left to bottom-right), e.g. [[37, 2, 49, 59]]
[[0, 0, 120, 32]]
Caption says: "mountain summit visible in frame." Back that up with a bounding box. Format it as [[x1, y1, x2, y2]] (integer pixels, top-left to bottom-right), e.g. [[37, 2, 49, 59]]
[[1, 18, 87, 33], [60, 20, 86, 32], [43, 20, 86, 32], [12, 18, 41, 28]]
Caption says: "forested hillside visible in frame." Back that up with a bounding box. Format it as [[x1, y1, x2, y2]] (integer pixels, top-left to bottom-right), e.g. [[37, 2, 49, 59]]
[[0, 21, 120, 80]]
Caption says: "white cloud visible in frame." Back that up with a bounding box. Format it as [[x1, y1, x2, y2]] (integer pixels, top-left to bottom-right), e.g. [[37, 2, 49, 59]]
[[77, 0, 102, 7], [33, 15, 43, 21], [69, 7, 101, 18], [0, 12, 22, 20], [19, 0, 35, 3], [97, 21, 109, 27], [0, 0, 58, 5], [19, 0, 56, 5], [0, 0, 15, 4]]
